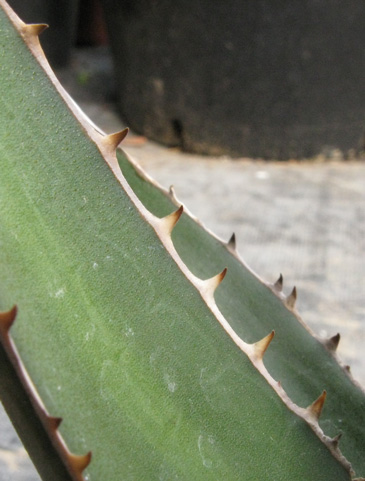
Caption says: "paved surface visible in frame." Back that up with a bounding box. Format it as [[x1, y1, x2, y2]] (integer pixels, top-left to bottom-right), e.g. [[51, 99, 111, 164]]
[[1, 46, 364, 480]]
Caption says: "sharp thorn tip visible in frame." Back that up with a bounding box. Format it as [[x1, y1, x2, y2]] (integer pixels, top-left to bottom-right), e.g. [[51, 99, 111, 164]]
[[253, 330, 275, 360], [202, 268, 228, 296], [161, 205, 184, 234], [220, 267, 228, 281], [23, 23, 49, 37], [307, 390, 327, 421], [285, 286, 297, 308], [46, 416, 63, 432], [68, 451, 92, 475], [227, 232, 236, 250], [324, 333, 340, 352], [274, 273, 283, 291], [102, 128, 129, 151]]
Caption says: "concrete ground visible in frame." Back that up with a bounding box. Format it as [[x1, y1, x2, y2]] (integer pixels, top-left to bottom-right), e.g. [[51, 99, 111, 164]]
[[1, 46, 364, 480]]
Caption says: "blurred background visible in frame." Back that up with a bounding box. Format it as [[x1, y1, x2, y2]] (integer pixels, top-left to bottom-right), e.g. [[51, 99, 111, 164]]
[[1, 1, 365, 479]]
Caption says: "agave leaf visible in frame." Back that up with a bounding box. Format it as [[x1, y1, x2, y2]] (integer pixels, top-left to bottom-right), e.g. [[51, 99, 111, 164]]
[[0, 1, 361, 480], [118, 151, 365, 477]]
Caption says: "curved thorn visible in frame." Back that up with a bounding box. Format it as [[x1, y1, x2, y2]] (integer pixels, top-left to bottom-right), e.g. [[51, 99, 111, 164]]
[[67, 451, 92, 477], [273, 273, 283, 292], [324, 333, 340, 352], [345, 365, 351, 373], [160, 205, 184, 235], [252, 330, 275, 360], [285, 286, 297, 308], [0, 305, 18, 336], [202, 268, 227, 296], [307, 390, 327, 421], [227, 233, 236, 250], [45, 415, 63, 433], [102, 128, 129, 152], [22, 23, 48, 37]]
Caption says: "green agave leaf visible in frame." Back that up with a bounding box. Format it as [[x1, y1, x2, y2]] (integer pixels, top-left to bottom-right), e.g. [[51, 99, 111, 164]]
[[118, 153, 365, 477], [0, 307, 74, 481], [0, 2, 361, 480]]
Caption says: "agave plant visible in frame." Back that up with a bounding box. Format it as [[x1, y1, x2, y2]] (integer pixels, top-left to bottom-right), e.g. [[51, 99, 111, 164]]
[[0, 1, 364, 480]]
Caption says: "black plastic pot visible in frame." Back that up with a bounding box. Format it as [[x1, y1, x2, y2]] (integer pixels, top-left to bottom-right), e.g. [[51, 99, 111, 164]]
[[102, 0, 365, 159]]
